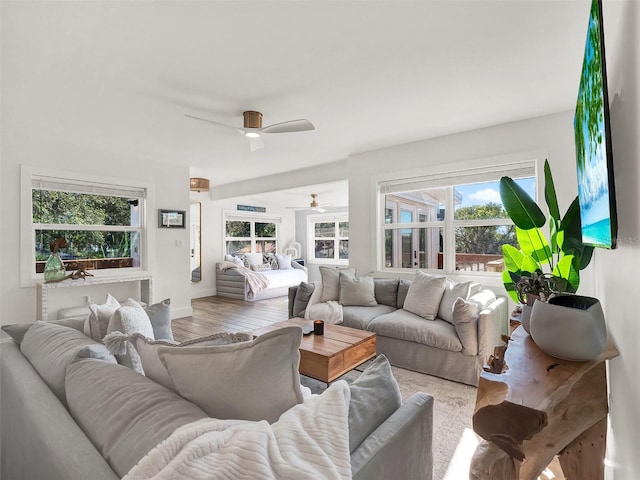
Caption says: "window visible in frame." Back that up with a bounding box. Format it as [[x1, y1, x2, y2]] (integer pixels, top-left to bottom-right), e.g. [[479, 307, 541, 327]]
[[308, 214, 349, 263], [224, 214, 278, 255], [380, 162, 536, 274], [26, 169, 147, 280]]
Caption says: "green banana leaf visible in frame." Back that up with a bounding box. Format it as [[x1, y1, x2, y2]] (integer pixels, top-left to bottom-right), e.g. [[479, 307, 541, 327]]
[[499, 177, 546, 230], [515, 227, 552, 267], [553, 254, 580, 293]]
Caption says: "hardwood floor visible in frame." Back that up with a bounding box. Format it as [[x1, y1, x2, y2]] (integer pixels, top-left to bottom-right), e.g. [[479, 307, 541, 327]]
[[172, 295, 291, 342]]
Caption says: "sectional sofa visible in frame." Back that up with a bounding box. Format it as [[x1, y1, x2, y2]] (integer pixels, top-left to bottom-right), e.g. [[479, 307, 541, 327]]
[[1, 317, 434, 480], [289, 269, 509, 386]]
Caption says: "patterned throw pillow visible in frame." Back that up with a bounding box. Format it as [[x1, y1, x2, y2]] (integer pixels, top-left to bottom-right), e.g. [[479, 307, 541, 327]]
[[250, 263, 272, 272], [104, 300, 154, 375], [263, 253, 279, 270]]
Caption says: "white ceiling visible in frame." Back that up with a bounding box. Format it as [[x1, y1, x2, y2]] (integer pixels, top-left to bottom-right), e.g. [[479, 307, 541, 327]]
[[2, 0, 625, 205]]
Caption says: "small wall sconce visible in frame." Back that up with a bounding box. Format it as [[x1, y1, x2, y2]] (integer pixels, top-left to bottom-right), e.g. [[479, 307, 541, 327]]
[[190, 178, 210, 192]]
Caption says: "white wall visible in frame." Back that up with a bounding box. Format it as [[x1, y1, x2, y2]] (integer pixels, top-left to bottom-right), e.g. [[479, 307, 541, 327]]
[[596, 1, 640, 478], [347, 111, 591, 298], [0, 137, 193, 323]]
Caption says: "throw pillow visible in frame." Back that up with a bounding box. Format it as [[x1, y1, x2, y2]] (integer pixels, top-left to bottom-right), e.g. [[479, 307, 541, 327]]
[[105, 301, 154, 374], [250, 263, 272, 272], [20, 321, 116, 405], [438, 280, 473, 324], [144, 298, 173, 341], [85, 293, 121, 342], [348, 355, 402, 452], [373, 278, 399, 308], [159, 326, 304, 423], [66, 359, 208, 478], [292, 281, 315, 318], [469, 289, 497, 310], [225, 254, 244, 267], [244, 252, 264, 267], [275, 253, 293, 270], [452, 297, 481, 356], [135, 332, 253, 391], [339, 272, 377, 307], [319, 266, 357, 302], [402, 271, 447, 320], [263, 253, 279, 269], [396, 278, 411, 309]]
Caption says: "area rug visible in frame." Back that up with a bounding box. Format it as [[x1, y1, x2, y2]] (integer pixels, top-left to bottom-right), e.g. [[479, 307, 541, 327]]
[[301, 364, 479, 480]]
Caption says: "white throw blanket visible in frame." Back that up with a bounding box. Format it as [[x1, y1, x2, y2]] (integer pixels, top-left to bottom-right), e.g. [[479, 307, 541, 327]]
[[219, 261, 269, 299], [124, 381, 352, 480]]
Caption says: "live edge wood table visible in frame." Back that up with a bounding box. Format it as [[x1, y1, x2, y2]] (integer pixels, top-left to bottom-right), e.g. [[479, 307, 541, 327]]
[[252, 318, 377, 384], [470, 326, 619, 480]]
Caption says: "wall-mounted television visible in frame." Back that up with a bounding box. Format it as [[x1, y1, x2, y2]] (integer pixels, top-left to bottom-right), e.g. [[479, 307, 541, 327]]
[[574, 0, 617, 249]]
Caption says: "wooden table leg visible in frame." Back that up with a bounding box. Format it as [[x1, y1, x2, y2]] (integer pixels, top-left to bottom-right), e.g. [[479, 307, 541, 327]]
[[558, 417, 607, 480]]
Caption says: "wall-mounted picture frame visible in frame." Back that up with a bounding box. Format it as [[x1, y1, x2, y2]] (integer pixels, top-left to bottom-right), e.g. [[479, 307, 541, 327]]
[[158, 209, 186, 228]]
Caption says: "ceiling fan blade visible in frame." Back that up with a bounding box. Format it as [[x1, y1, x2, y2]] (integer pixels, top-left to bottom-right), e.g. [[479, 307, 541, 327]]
[[260, 119, 315, 134], [249, 136, 264, 152], [185, 114, 244, 134]]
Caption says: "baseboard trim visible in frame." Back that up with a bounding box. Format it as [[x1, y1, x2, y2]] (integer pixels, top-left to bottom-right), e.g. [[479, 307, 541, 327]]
[[191, 288, 216, 299], [171, 306, 193, 320]]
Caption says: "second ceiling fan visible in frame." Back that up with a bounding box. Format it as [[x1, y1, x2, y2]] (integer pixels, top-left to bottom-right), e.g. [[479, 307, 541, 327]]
[[185, 110, 315, 151]]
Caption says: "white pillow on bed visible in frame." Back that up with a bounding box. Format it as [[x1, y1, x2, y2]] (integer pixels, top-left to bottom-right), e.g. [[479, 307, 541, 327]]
[[275, 253, 292, 269]]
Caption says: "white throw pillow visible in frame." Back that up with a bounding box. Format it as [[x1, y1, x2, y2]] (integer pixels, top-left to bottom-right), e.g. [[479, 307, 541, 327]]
[[85, 293, 121, 342], [225, 254, 244, 267], [135, 332, 253, 391], [159, 326, 304, 423], [319, 266, 357, 302], [452, 297, 481, 355], [275, 253, 292, 270], [250, 263, 272, 272], [106, 301, 154, 374], [438, 280, 473, 324], [244, 252, 264, 266], [402, 271, 447, 320]]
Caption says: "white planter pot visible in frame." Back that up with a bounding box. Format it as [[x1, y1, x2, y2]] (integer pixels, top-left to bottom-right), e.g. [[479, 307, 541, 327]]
[[520, 304, 533, 334], [529, 295, 606, 362]]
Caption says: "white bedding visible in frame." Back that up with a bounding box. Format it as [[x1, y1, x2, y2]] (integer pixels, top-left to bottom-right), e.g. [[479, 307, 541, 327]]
[[123, 381, 352, 480], [262, 268, 308, 289]]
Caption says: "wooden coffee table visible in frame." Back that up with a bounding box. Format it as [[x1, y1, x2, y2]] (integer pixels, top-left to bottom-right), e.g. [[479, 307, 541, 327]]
[[252, 318, 377, 384]]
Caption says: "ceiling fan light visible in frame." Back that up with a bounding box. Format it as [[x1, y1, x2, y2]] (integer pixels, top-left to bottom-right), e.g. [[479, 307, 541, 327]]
[[245, 132, 261, 138], [190, 177, 210, 192]]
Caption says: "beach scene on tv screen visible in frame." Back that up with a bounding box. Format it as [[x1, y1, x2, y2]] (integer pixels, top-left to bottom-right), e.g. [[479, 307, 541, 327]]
[[574, 0, 612, 248]]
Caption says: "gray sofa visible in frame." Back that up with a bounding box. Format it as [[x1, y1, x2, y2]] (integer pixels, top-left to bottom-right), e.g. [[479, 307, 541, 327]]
[[1, 320, 434, 480], [289, 276, 509, 386]]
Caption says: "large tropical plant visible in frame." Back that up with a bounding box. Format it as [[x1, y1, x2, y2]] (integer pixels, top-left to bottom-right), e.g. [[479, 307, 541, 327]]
[[499, 160, 594, 302]]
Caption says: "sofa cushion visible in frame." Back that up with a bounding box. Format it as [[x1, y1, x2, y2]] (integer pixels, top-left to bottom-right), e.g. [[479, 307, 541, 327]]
[[339, 272, 377, 307], [85, 293, 120, 341], [2, 317, 85, 344], [369, 309, 463, 352], [397, 278, 411, 309], [20, 321, 116, 405], [402, 271, 447, 320], [135, 332, 253, 391], [159, 326, 304, 423], [469, 289, 497, 309], [342, 305, 397, 330], [292, 281, 315, 318], [348, 355, 402, 453], [452, 297, 481, 356], [319, 266, 357, 302], [438, 280, 473, 324], [66, 359, 208, 478], [373, 277, 399, 307]]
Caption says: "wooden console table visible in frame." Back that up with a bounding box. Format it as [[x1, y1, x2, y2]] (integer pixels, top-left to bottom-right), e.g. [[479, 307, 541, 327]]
[[470, 326, 618, 480], [36, 274, 152, 320]]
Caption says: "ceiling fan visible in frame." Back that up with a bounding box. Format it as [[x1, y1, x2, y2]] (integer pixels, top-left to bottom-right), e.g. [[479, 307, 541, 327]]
[[287, 194, 329, 213], [185, 110, 314, 152]]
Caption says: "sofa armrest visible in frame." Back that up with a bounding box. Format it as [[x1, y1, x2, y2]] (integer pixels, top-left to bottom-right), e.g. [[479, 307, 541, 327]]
[[351, 392, 434, 480], [1, 337, 119, 480], [477, 295, 509, 361], [291, 260, 308, 276]]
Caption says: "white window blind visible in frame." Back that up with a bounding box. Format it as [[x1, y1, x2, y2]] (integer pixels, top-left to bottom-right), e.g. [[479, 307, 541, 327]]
[[32, 175, 147, 199]]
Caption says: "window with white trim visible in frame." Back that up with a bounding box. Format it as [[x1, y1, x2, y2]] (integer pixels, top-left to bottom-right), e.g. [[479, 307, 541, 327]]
[[380, 162, 536, 274], [29, 173, 146, 276], [224, 213, 279, 255], [307, 213, 349, 263]]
